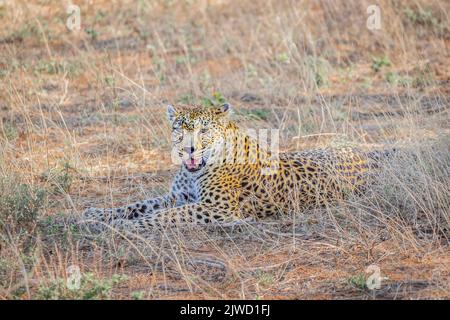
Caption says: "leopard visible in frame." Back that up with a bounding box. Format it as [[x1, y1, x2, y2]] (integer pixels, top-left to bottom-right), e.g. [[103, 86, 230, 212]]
[[82, 103, 390, 231]]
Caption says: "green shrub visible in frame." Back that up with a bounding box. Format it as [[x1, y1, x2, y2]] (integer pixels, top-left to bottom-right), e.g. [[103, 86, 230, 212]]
[[347, 273, 367, 290], [304, 56, 330, 87], [0, 122, 18, 141], [371, 56, 390, 72], [36, 273, 128, 300], [40, 162, 73, 195], [404, 8, 440, 27], [0, 177, 46, 234], [201, 92, 228, 107]]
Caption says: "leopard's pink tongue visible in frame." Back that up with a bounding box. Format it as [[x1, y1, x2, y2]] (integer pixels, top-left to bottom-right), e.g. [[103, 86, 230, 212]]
[[185, 158, 198, 169]]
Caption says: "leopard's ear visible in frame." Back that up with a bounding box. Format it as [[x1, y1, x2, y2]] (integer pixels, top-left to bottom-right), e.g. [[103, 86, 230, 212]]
[[167, 105, 177, 123], [213, 103, 231, 117]]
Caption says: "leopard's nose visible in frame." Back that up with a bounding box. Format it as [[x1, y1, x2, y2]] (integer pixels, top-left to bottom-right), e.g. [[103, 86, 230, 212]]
[[184, 146, 195, 155]]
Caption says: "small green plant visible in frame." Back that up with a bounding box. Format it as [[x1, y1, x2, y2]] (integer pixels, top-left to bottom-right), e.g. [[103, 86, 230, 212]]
[[199, 71, 211, 89], [94, 10, 107, 23], [371, 56, 390, 72], [37, 273, 128, 300], [85, 28, 98, 41], [104, 74, 115, 86], [361, 78, 372, 89], [276, 52, 290, 64], [150, 58, 166, 83], [58, 163, 74, 193], [177, 94, 197, 104], [201, 92, 228, 107], [412, 63, 435, 87], [305, 56, 330, 87], [398, 75, 413, 87], [239, 108, 270, 121], [404, 8, 440, 27], [255, 270, 275, 288], [34, 59, 83, 76], [10, 286, 28, 299], [40, 215, 64, 237], [131, 291, 145, 300], [385, 71, 397, 85], [39, 213, 84, 248], [0, 122, 18, 140], [5, 22, 39, 42], [347, 273, 367, 290], [35, 60, 61, 74], [41, 162, 74, 194], [386, 72, 414, 87], [175, 54, 196, 66], [0, 177, 46, 234], [245, 63, 258, 78]]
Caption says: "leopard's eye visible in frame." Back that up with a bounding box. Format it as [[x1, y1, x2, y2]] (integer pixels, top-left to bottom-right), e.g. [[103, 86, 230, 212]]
[[200, 127, 209, 134]]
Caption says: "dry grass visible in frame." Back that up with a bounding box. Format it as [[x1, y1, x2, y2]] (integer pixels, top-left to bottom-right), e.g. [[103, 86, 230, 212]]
[[0, 0, 449, 299]]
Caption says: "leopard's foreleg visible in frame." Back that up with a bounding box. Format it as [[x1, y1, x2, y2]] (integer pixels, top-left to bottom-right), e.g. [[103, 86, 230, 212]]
[[109, 202, 241, 232]]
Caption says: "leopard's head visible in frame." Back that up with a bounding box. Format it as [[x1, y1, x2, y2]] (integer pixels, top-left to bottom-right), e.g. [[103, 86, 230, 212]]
[[167, 104, 232, 172]]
